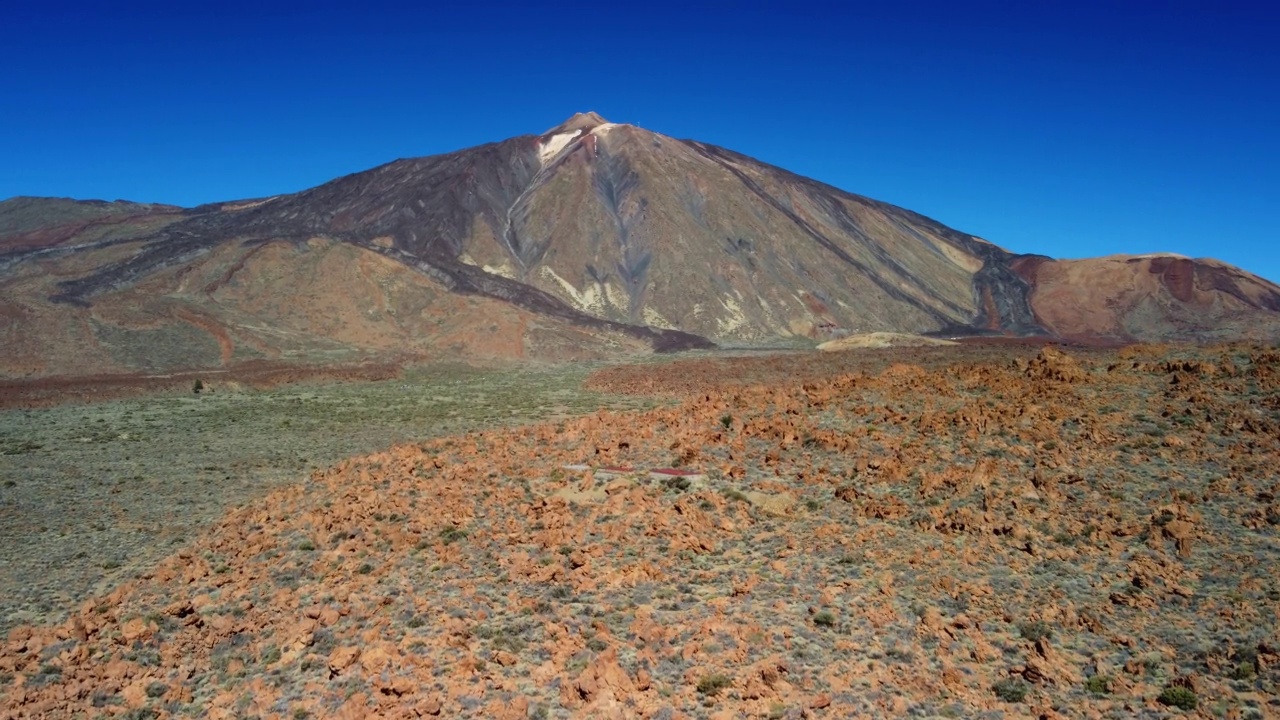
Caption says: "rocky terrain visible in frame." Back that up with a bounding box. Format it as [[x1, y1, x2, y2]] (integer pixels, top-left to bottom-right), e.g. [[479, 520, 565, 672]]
[[2, 342, 1277, 718], [4, 113, 1280, 385], [0, 361, 670, 638]]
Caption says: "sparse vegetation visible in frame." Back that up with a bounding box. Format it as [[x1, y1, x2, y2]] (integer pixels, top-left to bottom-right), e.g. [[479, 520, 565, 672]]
[[1018, 620, 1052, 642], [696, 673, 731, 696], [661, 475, 691, 492], [0, 439, 42, 456], [992, 677, 1029, 702], [2, 344, 1279, 717], [29, 664, 61, 686], [438, 526, 468, 544], [0, 363, 659, 636], [1230, 660, 1256, 680], [1157, 684, 1197, 710]]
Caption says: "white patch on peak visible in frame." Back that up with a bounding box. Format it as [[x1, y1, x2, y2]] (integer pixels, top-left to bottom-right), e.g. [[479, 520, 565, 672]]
[[1125, 252, 1191, 260], [642, 305, 673, 329], [590, 123, 621, 137], [538, 130, 581, 167], [538, 266, 619, 316], [716, 294, 750, 334], [482, 262, 519, 280]]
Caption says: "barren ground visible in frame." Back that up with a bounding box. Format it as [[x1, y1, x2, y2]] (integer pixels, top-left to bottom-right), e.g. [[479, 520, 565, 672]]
[[0, 362, 664, 635], [1, 343, 1279, 719]]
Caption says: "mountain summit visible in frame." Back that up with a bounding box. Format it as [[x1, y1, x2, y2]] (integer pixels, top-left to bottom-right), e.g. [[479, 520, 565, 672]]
[[545, 111, 612, 134], [2, 116, 1279, 379]]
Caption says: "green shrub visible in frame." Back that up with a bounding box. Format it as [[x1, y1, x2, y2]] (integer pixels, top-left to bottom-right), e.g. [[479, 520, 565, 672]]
[[813, 611, 836, 627], [1084, 674, 1111, 695], [1018, 620, 1052, 642], [439, 526, 468, 544], [260, 645, 282, 665], [1157, 684, 1197, 710], [661, 476, 691, 492], [30, 664, 61, 686], [696, 673, 732, 696], [992, 677, 1028, 702], [1230, 660, 1256, 680]]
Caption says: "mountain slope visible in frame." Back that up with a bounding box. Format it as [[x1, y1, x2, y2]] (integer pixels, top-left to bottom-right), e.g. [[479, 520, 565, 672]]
[[0, 197, 180, 248], [1013, 254, 1280, 342], [2, 113, 1278, 379]]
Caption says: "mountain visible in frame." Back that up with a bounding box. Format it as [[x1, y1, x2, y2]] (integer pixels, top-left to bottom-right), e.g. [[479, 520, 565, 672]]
[[3, 112, 1278, 379]]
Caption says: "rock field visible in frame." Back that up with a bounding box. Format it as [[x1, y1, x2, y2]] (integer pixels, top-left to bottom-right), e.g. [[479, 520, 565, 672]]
[[2, 343, 1278, 718]]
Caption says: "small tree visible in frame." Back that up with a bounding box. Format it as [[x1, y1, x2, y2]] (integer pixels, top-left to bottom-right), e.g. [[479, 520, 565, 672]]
[[192, 379, 204, 394]]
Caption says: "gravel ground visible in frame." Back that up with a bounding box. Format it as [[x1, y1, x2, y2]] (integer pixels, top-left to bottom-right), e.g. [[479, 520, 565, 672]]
[[0, 362, 660, 635]]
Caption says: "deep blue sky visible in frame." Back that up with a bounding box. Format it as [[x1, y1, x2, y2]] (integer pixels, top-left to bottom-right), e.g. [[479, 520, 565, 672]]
[[3, 1, 1277, 281]]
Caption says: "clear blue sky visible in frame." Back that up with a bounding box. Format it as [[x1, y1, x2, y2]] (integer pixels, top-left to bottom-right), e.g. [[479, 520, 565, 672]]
[[3, 1, 1277, 282]]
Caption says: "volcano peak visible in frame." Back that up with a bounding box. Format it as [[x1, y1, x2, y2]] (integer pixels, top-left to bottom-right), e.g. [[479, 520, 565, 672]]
[[544, 111, 611, 135]]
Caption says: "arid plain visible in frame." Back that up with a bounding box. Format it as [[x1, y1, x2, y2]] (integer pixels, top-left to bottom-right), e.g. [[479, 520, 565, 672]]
[[1, 341, 1277, 719]]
